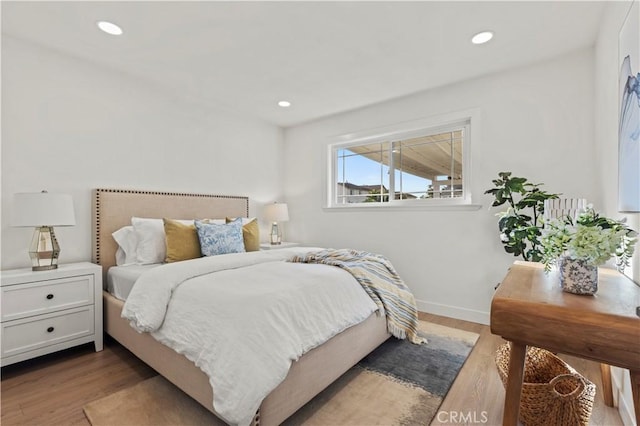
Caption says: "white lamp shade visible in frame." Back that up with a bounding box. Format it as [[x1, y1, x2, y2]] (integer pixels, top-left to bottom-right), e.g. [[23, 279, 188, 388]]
[[264, 203, 289, 222], [12, 192, 76, 227]]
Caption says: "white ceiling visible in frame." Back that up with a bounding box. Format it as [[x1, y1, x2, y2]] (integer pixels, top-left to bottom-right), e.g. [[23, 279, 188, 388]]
[[2, 1, 607, 127]]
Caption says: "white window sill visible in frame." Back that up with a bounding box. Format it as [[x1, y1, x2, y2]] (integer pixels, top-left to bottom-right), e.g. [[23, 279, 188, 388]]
[[323, 202, 483, 212]]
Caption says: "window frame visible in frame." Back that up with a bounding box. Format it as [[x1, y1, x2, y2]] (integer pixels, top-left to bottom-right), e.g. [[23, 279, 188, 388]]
[[325, 109, 480, 211]]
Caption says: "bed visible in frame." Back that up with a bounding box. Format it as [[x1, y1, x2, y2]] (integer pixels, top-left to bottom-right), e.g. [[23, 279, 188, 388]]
[[92, 188, 391, 426]]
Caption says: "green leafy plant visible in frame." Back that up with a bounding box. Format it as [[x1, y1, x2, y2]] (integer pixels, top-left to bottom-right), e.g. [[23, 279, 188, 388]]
[[540, 206, 637, 271], [485, 172, 560, 262]]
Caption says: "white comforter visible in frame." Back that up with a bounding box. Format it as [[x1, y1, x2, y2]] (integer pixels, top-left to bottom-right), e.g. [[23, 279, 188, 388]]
[[121, 247, 379, 426]]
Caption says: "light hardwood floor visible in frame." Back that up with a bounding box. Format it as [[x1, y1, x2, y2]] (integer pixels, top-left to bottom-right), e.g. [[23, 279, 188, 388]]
[[1, 313, 623, 425], [1, 339, 156, 425], [419, 312, 623, 426]]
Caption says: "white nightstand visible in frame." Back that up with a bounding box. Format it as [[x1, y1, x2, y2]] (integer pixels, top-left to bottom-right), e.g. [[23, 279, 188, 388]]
[[0, 262, 103, 366], [260, 242, 301, 250]]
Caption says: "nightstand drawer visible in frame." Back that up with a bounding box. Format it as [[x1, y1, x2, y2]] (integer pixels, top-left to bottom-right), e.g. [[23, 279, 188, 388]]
[[1, 275, 94, 321], [1, 306, 95, 359]]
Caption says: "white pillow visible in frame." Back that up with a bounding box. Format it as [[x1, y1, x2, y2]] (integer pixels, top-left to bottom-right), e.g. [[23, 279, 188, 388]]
[[131, 217, 199, 265], [132, 217, 168, 265], [112, 226, 138, 266]]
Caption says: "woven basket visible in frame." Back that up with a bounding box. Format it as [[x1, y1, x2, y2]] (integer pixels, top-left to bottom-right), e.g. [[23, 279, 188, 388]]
[[495, 343, 596, 426]]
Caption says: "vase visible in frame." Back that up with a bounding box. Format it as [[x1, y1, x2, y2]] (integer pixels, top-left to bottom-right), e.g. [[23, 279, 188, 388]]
[[558, 257, 598, 295]]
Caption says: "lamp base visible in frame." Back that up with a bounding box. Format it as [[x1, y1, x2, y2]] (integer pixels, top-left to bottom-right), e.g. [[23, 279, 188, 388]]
[[270, 222, 282, 245], [28, 226, 61, 271]]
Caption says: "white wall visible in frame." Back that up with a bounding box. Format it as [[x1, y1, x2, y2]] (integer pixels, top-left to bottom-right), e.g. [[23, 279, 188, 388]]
[[595, 2, 638, 425], [1, 36, 284, 270], [283, 48, 597, 324], [596, 1, 640, 285]]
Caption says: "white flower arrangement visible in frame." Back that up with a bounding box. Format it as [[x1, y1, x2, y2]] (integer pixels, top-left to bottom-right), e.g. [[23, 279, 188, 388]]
[[540, 206, 637, 272]]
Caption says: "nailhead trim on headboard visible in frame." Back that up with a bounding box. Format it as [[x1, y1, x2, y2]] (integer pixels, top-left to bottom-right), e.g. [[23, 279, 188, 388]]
[[92, 188, 249, 266]]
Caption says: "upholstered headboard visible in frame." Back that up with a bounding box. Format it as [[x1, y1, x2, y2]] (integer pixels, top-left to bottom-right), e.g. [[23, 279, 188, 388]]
[[92, 189, 249, 281]]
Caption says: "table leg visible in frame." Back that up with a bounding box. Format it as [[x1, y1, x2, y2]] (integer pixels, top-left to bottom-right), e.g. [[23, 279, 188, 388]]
[[630, 369, 640, 425], [600, 363, 613, 407], [503, 342, 527, 426]]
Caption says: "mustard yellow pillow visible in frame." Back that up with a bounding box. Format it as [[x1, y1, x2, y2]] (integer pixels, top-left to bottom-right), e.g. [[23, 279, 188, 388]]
[[226, 217, 260, 252], [163, 218, 202, 263]]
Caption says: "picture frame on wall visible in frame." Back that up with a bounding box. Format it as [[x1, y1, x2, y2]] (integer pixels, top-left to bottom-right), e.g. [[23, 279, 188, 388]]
[[618, 0, 640, 213]]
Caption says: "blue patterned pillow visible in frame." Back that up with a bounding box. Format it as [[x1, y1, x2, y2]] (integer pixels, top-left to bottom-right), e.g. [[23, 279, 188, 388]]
[[195, 219, 246, 256]]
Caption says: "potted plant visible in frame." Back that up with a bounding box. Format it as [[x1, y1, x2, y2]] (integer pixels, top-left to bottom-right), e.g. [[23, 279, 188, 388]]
[[540, 206, 637, 295], [485, 172, 560, 262]]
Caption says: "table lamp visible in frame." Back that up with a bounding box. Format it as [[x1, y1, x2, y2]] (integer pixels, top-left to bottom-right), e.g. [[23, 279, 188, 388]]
[[12, 191, 76, 271], [264, 202, 289, 245]]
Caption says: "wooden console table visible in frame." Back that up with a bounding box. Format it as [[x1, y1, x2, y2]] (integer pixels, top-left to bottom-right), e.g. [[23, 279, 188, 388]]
[[491, 261, 640, 425]]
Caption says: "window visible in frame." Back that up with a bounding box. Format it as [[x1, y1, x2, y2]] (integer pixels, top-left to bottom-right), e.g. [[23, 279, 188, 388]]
[[327, 111, 476, 209]]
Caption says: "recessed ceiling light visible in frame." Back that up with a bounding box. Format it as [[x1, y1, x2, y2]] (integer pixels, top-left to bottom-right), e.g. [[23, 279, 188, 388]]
[[97, 21, 123, 36], [278, 101, 291, 108], [471, 31, 493, 45]]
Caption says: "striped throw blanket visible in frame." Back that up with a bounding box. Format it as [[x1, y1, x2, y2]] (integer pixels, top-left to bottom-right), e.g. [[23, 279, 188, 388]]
[[289, 249, 425, 345]]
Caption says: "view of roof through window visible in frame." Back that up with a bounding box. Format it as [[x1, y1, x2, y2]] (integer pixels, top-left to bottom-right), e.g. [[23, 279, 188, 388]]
[[336, 130, 463, 203]]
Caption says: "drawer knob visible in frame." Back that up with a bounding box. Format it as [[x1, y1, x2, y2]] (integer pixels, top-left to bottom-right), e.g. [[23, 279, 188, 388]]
[[46, 294, 54, 300], [47, 327, 54, 333]]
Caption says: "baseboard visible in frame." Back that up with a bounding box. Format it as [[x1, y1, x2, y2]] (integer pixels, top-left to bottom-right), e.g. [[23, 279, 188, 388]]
[[417, 299, 490, 325], [611, 369, 636, 426]]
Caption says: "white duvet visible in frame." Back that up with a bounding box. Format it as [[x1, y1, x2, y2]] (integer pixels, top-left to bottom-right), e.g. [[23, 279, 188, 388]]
[[121, 247, 379, 426]]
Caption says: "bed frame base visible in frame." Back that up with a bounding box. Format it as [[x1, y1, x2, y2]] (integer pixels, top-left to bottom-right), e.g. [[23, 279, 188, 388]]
[[104, 291, 389, 425]]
